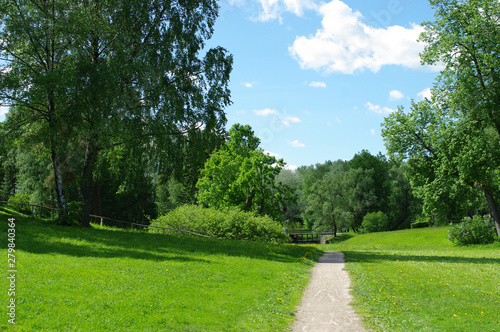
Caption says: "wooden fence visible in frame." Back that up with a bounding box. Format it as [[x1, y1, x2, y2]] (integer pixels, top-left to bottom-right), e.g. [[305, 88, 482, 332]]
[[0, 201, 209, 238]]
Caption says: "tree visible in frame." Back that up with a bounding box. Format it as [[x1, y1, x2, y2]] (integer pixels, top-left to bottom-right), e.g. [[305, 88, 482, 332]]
[[196, 124, 294, 220], [383, 0, 500, 235], [0, 0, 76, 213], [301, 161, 354, 235], [275, 169, 306, 226], [1, 0, 233, 226], [386, 162, 422, 229]]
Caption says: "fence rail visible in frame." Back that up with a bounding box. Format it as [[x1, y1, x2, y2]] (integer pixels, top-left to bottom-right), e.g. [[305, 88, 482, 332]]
[[0, 201, 209, 238]]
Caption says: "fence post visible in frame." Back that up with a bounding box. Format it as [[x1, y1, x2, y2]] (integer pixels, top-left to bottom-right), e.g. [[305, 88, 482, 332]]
[[100, 218, 103, 226], [31, 205, 34, 218], [163, 228, 165, 235]]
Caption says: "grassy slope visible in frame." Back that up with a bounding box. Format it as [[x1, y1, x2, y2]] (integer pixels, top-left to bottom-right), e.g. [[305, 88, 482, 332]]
[[0, 207, 323, 331], [321, 228, 500, 332]]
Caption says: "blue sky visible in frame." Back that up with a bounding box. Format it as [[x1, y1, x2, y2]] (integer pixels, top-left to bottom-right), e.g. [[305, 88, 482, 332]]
[[205, 0, 440, 169], [0, 0, 440, 170]]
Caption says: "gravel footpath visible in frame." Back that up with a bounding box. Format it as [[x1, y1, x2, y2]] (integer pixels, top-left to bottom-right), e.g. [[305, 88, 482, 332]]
[[291, 251, 366, 332]]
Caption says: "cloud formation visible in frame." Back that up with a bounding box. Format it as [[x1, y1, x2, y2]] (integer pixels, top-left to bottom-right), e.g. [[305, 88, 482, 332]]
[[309, 81, 326, 88], [289, 0, 427, 74], [288, 139, 305, 148], [389, 89, 405, 100], [282, 116, 301, 127], [255, 0, 316, 21], [254, 108, 278, 116], [366, 102, 395, 115], [418, 87, 432, 100]]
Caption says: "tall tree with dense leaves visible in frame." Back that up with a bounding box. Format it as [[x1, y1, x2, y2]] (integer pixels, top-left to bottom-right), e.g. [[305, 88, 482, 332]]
[[1, 0, 232, 226], [383, 0, 500, 235], [0, 0, 75, 213], [196, 124, 294, 220]]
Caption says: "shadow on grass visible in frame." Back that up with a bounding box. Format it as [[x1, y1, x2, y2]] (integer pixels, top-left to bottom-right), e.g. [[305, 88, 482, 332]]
[[0, 210, 322, 264], [342, 250, 500, 265], [326, 233, 355, 244]]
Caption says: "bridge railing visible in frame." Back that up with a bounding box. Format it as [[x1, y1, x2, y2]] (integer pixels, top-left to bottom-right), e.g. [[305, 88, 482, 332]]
[[288, 232, 336, 244]]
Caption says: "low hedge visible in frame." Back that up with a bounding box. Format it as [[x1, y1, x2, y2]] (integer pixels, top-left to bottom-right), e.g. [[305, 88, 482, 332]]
[[150, 205, 290, 243]]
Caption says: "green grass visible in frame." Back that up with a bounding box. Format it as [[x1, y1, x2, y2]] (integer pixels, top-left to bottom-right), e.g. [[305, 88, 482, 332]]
[[321, 228, 500, 331], [0, 207, 323, 331]]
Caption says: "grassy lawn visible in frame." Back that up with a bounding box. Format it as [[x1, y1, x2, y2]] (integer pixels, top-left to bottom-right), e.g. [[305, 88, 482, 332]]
[[0, 207, 323, 331], [321, 228, 500, 332]]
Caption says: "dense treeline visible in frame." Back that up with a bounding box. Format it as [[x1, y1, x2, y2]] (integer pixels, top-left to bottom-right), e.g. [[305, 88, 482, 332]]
[[1, 0, 499, 237]]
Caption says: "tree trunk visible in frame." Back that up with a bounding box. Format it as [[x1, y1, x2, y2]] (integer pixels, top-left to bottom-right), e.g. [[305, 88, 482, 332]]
[[48, 94, 67, 214], [483, 186, 500, 236], [79, 139, 97, 227], [93, 180, 102, 217], [244, 187, 254, 211]]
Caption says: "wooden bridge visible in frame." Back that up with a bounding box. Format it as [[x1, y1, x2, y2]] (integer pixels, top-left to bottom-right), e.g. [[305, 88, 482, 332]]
[[288, 232, 336, 244]]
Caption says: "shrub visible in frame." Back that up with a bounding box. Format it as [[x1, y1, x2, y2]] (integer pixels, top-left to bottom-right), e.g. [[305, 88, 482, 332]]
[[448, 215, 497, 245], [7, 193, 32, 214], [361, 211, 389, 233], [411, 215, 431, 229], [150, 205, 290, 243], [56, 201, 83, 226]]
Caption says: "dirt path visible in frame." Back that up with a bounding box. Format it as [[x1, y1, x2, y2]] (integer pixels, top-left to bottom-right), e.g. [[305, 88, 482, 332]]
[[291, 251, 366, 332]]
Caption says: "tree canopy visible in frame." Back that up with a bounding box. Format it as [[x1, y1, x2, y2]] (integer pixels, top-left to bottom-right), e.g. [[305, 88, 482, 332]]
[[0, 0, 232, 226], [382, 0, 500, 235], [196, 124, 295, 220]]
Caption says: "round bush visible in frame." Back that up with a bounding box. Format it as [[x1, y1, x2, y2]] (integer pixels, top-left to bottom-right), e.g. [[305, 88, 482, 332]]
[[150, 205, 290, 243], [361, 211, 389, 233], [448, 215, 497, 245]]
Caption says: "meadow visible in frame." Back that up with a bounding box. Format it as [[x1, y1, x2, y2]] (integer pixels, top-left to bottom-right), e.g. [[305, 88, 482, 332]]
[[321, 228, 500, 331], [0, 207, 322, 331]]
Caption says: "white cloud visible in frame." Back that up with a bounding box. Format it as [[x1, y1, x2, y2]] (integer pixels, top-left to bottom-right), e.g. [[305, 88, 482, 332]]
[[370, 129, 376, 135], [265, 150, 282, 158], [254, 108, 278, 116], [242, 82, 254, 88], [235, 110, 247, 114], [389, 89, 405, 100], [309, 81, 326, 88], [281, 116, 301, 127], [284, 164, 298, 171], [289, 0, 431, 74], [254, 0, 316, 21], [418, 87, 432, 100], [366, 102, 395, 115], [288, 139, 305, 148]]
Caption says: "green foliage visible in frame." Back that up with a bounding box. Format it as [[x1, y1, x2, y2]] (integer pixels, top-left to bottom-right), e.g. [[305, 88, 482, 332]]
[[300, 155, 420, 234], [448, 215, 498, 245], [197, 124, 295, 221], [7, 192, 31, 214], [410, 215, 431, 229], [276, 169, 306, 225], [150, 205, 291, 243], [0, 0, 233, 226], [361, 211, 389, 233], [383, 0, 500, 235], [56, 201, 83, 226]]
